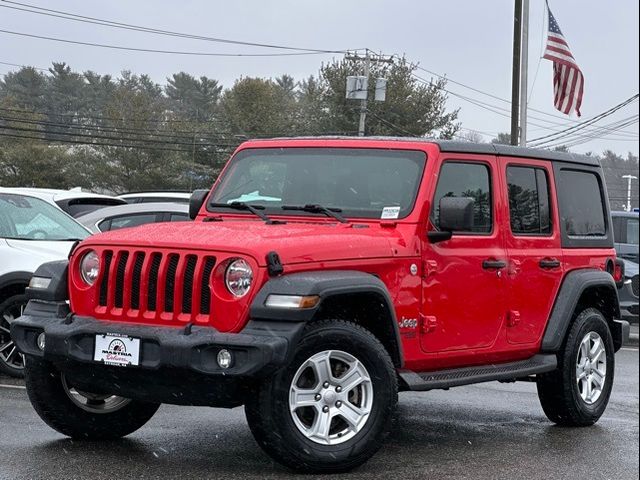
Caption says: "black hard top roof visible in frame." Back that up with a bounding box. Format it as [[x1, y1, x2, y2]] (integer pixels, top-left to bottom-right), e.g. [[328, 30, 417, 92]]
[[247, 136, 600, 167]]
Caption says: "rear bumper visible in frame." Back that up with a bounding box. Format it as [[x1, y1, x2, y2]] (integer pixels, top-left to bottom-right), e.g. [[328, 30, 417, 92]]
[[11, 300, 304, 407]]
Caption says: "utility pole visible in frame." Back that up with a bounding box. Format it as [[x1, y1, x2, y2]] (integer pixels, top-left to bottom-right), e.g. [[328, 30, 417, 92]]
[[518, 0, 529, 147], [510, 0, 523, 146], [345, 50, 393, 136], [622, 175, 638, 212]]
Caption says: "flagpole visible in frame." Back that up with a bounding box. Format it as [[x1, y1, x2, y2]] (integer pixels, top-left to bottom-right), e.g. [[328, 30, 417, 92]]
[[510, 0, 523, 146], [518, 0, 529, 147]]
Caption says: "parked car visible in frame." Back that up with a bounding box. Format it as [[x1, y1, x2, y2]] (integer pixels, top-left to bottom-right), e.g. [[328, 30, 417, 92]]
[[13, 139, 629, 472], [0, 189, 90, 377], [76, 203, 190, 233], [2, 187, 126, 218], [118, 191, 191, 204], [619, 258, 639, 323], [612, 210, 639, 262]]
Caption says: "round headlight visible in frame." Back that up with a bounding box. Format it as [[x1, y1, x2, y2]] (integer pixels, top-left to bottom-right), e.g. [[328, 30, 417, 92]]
[[79, 250, 100, 286], [225, 259, 253, 297]]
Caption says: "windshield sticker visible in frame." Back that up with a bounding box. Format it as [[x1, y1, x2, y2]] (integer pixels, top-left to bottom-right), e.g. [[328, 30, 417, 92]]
[[381, 206, 401, 220]]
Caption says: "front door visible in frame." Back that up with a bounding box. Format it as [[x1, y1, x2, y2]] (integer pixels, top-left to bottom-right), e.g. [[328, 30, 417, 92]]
[[421, 155, 508, 353], [503, 159, 564, 345]]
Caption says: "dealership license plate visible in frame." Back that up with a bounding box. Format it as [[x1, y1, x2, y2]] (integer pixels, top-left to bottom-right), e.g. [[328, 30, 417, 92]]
[[93, 334, 140, 367]]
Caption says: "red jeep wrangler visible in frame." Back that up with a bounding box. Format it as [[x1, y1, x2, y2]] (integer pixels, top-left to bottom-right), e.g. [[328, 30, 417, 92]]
[[12, 138, 629, 473]]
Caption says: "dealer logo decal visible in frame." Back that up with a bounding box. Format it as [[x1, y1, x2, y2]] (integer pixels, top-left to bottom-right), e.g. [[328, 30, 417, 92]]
[[102, 338, 133, 363]]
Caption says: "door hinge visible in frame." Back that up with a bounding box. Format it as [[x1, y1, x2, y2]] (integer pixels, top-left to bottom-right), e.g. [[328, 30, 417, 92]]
[[420, 314, 437, 334], [507, 310, 521, 327]]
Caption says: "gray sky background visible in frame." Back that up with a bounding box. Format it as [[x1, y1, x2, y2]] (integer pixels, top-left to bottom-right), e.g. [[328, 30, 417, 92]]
[[1, 0, 638, 156]]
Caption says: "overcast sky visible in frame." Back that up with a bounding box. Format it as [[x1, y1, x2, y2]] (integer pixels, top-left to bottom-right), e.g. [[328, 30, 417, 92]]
[[1, 0, 638, 156]]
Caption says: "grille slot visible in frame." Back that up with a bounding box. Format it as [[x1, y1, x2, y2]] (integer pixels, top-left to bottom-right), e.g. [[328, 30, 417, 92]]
[[147, 253, 162, 311], [99, 251, 113, 306], [164, 254, 180, 313], [632, 275, 639, 298], [182, 255, 198, 314], [131, 253, 145, 309], [114, 252, 129, 308], [200, 257, 216, 315]]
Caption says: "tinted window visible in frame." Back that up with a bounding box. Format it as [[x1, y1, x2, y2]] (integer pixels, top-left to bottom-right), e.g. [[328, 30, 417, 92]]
[[210, 148, 426, 220], [627, 218, 639, 245], [104, 213, 158, 232], [558, 170, 606, 237], [57, 199, 124, 218], [140, 197, 189, 204], [431, 162, 492, 233], [170, 213, 190, 222], [507, 166, 551, 235]]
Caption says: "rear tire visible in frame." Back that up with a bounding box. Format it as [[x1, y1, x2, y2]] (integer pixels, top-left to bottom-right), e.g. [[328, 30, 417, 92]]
[[537, 308, 615, 426], [0, 293, 27, 378], [24, 356, 160, 439], [245, 319, 398, 473]]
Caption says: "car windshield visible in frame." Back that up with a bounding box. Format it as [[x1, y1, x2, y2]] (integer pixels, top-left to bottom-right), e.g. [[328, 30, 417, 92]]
[[209, 148, 427, 220], [0, 193, 90, 241]]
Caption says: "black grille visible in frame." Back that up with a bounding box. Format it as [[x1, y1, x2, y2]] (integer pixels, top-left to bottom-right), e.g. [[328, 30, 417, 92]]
[[632, 275, 639, 298], [131, 253, 145, 309], [95, 249, 216, 319], [147, 253, 162, 311], [114, 252, 129, 308]]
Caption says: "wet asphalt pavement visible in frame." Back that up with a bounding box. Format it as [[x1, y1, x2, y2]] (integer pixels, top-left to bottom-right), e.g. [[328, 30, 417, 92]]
[[1, 348, 638, 480]]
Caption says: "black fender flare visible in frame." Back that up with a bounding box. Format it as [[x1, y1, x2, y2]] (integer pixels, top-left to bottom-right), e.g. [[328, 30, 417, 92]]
[[0, 271, 32, 299], [541, 269, 622, 352], [250, 270, 403, 367]]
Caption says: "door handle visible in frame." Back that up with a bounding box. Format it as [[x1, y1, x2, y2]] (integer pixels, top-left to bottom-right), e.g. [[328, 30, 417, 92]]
[[539, 258, 561, 269], [482, 259, 507, 270]]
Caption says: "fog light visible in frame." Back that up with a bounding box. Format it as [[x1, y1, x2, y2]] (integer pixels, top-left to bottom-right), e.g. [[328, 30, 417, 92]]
[[37, 332, 46, 351], [217, 349, 232, 369]]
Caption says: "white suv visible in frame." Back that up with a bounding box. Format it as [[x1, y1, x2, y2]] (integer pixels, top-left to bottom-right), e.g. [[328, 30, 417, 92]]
[[0, 189, 90, 377]]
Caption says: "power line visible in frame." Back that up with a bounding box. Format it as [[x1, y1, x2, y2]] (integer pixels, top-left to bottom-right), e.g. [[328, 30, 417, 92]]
[[0, 59, 48, 71], [0, 29, 340, 57], [0, 0, 353, 54]]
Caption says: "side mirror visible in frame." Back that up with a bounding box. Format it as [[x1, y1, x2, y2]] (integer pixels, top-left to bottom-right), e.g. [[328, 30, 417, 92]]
[[428, 197, 475, 243], [189, 189, 209, 220], [439, 197, 475, 232]]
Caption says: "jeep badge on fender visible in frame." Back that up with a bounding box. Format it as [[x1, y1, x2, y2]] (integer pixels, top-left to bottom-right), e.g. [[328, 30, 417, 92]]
[[11, 138, 629, 473]]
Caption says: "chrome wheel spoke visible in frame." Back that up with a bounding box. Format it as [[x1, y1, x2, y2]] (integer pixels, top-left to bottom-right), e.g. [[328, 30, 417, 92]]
[[336, 401, 367, 431], [289, 386, 319, 411], [339, 360, 370, 393], [310, 354, 334, 385], [309, 409, 333, 443]]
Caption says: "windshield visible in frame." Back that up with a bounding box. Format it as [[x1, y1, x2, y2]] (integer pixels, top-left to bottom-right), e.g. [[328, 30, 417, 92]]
[[209, 148, 426, 220], [0, 193, 90, 241]]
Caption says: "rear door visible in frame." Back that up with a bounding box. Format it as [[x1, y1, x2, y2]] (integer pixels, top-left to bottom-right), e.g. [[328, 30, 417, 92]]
[[421, 154, 508, 352], [502, 158, 564, 345]]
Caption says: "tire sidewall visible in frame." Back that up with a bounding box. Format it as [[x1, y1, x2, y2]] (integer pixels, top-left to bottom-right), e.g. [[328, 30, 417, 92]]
[[262, 322, 397, 465], [565, 310, 615, 419]]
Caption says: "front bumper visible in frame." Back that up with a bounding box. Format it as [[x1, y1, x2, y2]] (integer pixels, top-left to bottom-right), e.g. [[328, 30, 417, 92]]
[[11, 300, 305, 407]]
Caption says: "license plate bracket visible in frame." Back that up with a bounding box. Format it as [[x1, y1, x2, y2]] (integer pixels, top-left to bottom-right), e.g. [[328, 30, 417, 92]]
[[93, 333, 140, 367]]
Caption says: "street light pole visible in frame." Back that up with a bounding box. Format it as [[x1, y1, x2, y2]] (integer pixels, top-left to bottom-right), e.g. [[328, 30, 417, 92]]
[[358, 50, 371, 137], [622, 175, 638, 212]]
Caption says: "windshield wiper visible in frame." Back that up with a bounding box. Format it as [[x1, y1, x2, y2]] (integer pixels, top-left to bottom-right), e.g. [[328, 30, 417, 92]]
[[209, 202, 276, 224], [281, 204, 348, 223]]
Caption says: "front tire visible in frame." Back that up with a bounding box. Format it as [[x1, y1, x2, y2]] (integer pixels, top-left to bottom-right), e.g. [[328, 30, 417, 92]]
[[24, 357, 160, 439], [537, 308, 615, 426], [245, 319, 398, 473]]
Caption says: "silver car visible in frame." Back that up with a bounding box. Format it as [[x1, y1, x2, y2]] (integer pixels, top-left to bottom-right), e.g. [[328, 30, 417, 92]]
[[75, 203, 190, 233]]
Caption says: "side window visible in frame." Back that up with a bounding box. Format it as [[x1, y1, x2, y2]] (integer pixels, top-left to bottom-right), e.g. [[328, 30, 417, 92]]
[[108, 213, 158, 231], [627, 218, 639, 245], [432, 162, 492, 233], [612, 216, 623, 242], [507, 166, 552, 235], [169, 213, 190, 222], [558, 170, 606, 237]]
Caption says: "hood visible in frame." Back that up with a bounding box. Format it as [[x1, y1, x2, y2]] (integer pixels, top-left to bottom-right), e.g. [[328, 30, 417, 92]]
[[5, 239, 75, 261], [81, 220, 414, 265]]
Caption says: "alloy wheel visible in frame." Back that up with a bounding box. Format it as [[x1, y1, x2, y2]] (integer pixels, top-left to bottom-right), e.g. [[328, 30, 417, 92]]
[[0, 302, 26, 372], [576, 331, 607, 405], [61, 374, 131, 413]]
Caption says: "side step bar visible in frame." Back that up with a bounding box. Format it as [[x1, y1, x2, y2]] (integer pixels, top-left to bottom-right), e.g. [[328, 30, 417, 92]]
[[399, 354, 557, 392]]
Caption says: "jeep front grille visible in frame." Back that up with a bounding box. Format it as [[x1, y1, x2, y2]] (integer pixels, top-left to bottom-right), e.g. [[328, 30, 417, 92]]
[[97, 249, 216, 320]]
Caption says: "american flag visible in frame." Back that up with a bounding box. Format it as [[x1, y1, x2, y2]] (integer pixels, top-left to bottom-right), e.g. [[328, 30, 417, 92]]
[[543, 7, 584, 116]]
